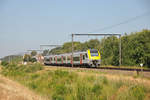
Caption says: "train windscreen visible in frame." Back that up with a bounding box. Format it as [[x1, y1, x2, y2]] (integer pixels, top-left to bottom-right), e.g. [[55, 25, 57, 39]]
[[90, 49, 99, 56]]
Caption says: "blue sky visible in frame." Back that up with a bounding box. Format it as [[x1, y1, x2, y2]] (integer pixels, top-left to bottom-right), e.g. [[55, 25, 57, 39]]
[[0, 0, 150, 58]]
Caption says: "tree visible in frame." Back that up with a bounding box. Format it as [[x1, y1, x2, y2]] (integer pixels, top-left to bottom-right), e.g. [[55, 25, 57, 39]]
[[30, 58, 37, 62], [42, 50, 49, 56], [23, 54, 31, 62], [31, 51, 37, 56]]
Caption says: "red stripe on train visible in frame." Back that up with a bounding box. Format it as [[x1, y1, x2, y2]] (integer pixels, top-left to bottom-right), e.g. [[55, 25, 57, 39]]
[[61, 56, 63, 64], [80, 54, 82, 64], [55, 56, 57, 64]]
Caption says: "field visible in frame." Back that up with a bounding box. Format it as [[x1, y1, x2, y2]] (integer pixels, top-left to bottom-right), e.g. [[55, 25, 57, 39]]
[[0, 63, 150, 100]]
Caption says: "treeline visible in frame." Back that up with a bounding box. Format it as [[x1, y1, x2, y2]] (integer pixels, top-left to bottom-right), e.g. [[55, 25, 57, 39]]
[[1, 55, 22, 63], [45, 29, 150, 67], [1, 50, 38, 64]]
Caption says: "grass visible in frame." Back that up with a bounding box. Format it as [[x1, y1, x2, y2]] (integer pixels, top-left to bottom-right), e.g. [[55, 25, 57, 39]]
[[100, 65, 149, 69], [1, 64, 150, 100]]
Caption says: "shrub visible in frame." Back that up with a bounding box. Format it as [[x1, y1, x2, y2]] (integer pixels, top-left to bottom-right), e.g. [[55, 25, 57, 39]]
[[28, 82, 38, 89], [116, 85, 146, 100], [1, 61, 9, 66], [92, 83, 103, 95], [98, 76, 108, 85], [76, 83, 91, 100], [129, 85, 145, 100], [30, 58, 37, 63], [24, 63, 44, 73], [55, 84, 67, 95], [31, 74, 40, 79], [54, 70, 69, 77], [52, 93, 64, 100], [1, 63, 44, 77]]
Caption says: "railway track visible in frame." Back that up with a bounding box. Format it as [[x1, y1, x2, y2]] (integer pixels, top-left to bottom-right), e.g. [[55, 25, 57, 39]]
[[45, 65, 150, 72], [97, 67, 150, 72], [45, 65, 150, 79]]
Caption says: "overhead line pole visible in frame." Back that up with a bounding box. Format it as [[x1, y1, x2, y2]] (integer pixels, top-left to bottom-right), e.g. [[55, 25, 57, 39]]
[[71, 33, 122, 67], [72, 34, 74, 67], [119, 35, 122, 66]]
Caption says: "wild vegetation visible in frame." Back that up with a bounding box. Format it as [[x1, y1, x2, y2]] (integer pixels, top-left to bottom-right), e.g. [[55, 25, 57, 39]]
[[1, 55, 22, 64], [46, 29, 150, 67], [1, 63, 150, 100], [23, 54, 37, 62]]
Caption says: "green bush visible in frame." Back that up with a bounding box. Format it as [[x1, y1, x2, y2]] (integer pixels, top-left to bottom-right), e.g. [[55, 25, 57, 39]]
[[28, 82, 38, 89], [24, 63, 43, 73], [55, 84, 67, 95], [129, 85, 145, 100], [1, 63, 44, 77], [30, 58, 37, 62], [52, 93, 64, 100], [1, 61, 9, 66], [92, 83, 103, 95], [76, 84, 91, 100], [116, 85, 146, 100], [54, 70, 69, 77]]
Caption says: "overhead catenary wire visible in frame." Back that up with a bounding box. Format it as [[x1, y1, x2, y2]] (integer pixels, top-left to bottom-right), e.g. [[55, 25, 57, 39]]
[[89, 11, 150, 33]]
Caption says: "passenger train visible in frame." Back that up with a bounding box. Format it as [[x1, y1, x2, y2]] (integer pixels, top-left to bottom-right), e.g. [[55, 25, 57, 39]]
[[44, 49, 101, 67]]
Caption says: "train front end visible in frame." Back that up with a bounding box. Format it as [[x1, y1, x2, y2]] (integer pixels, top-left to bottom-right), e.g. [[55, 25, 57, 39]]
[[87, 49, 101, 67]]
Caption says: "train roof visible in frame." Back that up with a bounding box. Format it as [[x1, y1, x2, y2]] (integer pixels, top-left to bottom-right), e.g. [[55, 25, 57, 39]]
[[44, 50, 87, 57]]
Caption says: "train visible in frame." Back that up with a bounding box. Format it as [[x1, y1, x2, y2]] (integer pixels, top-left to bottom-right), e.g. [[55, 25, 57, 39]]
[[44, 49, 101, 67]]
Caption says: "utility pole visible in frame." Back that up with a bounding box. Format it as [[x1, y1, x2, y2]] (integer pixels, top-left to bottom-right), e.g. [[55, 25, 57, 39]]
[[119, 35, 122, 66], [72, 34, 74, 67]]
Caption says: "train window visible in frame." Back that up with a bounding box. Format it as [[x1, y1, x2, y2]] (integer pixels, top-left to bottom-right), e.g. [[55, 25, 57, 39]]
[[67, 56, 71, 60], [85, 53, 88, 58], [73, 57, 80, 61], [46, 58, 49, 61], [90, 49, 98, 53], [91, 54, 99, 56], [63, 57, 66, 60], [83, 55, 85, 60], [57, 58, 61, 61], [90, 49, 99, 56]]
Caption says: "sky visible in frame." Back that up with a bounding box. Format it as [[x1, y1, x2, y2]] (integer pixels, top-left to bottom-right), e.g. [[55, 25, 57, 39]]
[[0, 0, 150, 58]]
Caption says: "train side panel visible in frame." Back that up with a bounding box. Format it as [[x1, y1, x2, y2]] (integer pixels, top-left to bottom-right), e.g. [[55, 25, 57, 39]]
[[44, 49, 101, 67]]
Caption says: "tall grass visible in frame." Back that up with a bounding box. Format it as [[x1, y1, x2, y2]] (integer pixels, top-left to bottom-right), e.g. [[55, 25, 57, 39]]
[[1, 64, 150, 100]]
